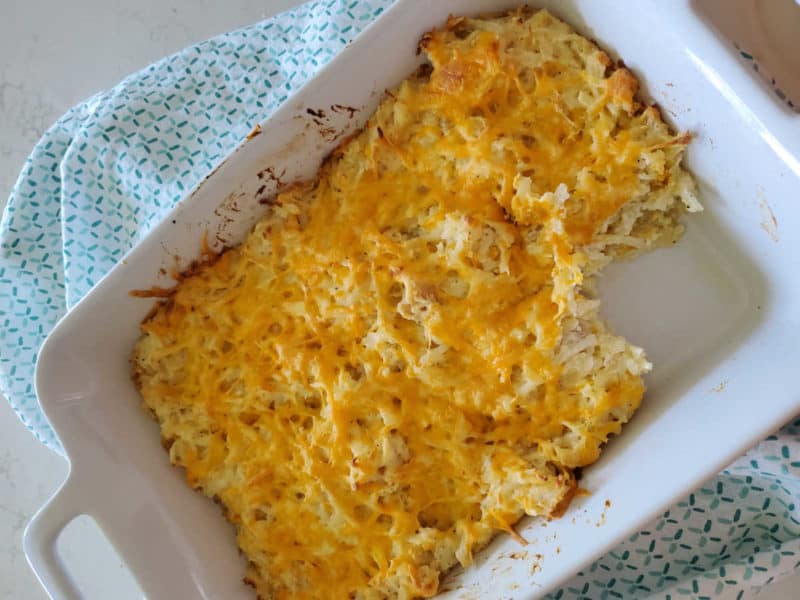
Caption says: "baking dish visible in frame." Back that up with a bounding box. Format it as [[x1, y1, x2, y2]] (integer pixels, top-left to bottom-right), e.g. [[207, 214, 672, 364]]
[[24, 0, 800, 598]]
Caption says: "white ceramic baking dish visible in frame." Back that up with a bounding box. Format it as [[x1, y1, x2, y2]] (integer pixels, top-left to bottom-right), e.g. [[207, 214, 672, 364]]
[[24, 0, 800, 598]]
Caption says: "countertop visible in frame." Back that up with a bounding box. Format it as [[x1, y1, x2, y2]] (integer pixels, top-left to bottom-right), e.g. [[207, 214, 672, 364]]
[[0, 1, 796, 599]]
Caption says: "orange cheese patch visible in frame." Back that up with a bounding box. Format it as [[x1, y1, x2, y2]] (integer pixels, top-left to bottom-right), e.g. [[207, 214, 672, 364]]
[[133, 8, 698, 600]]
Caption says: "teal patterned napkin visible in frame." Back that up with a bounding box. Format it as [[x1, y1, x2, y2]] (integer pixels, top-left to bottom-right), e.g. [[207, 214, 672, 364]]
[[1, 0, 798, 597]]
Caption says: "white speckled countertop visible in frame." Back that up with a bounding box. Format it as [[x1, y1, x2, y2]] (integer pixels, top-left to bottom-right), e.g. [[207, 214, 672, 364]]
[[1, 1, 797, 599]]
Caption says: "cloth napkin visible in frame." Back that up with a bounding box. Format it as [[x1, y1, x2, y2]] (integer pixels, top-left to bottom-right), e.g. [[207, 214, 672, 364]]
[[1, 1, 798, 597]]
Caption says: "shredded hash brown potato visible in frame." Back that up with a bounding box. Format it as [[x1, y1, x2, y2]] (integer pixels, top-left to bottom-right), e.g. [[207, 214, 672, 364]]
[[133, 8, 701, 599]]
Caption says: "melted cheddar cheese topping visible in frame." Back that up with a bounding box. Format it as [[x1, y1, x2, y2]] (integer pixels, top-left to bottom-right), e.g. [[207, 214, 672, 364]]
[[133, 9, 700, 599]]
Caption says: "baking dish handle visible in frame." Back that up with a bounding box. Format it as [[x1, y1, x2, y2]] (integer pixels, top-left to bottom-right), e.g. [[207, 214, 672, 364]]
[[23, 474, 84, 600]]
